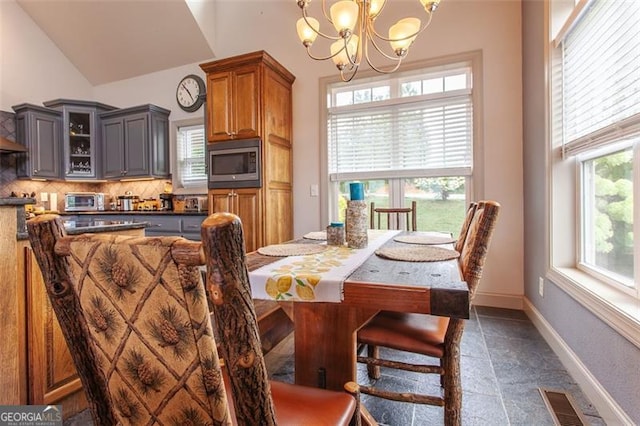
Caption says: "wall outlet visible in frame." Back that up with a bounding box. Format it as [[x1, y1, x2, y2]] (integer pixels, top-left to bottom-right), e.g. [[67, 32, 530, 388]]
[[310, 184, 319, 197], [539, 277, 544, 297]]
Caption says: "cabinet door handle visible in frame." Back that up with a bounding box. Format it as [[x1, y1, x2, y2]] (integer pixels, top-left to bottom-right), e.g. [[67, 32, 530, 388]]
[[184, 225, 199, 230], [227, 192, 233, 197], [33, 169, 38, 174]]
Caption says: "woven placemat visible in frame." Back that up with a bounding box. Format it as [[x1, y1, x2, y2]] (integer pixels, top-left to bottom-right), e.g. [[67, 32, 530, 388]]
[[375, 246, 460, 262], [303, 231, 327, 241], [394, 234, 456, 245], [258, 243, 327, 257]]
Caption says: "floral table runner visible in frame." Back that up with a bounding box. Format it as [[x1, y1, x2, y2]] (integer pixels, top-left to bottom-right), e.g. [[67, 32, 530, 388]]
[[249, 229, 400, 302]]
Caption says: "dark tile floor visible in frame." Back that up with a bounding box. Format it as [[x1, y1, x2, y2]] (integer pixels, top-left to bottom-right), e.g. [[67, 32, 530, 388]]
[[65, 307, 605, 426], [266, 306, 605, 426]]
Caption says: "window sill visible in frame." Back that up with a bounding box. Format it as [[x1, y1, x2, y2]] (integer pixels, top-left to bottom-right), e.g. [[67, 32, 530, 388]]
[[548, 267, 640, 348]]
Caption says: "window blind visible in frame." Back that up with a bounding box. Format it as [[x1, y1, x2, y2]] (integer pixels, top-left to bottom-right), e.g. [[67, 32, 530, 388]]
[[561, 0, 640, 157], [176, 124, 206, 187], [328, 95, 473, 176]]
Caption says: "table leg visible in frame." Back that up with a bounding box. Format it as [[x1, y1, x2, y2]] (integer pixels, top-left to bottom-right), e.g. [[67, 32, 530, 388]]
[[293, 303, 358, 390]]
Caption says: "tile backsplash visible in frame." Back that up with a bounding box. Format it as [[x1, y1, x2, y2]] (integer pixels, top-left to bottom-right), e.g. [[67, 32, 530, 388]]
[[1, 110, 202, 211]]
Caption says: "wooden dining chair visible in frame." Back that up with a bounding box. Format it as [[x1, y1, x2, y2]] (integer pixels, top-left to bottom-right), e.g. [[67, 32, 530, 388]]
[[370, 200, 418, 231], [454, 202, 478, 253], [356, 200, 500, 426], [27, 213, 360, 426]]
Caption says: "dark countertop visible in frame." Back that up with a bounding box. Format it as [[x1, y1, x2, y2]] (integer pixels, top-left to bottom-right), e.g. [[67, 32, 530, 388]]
[[0, 197, 36, 206], [18, 219, 148, 240], [59, 210, 208, 216]]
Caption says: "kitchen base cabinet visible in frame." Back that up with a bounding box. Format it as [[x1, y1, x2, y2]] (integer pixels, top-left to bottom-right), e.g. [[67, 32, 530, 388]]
[[209, 188, 261, 252]]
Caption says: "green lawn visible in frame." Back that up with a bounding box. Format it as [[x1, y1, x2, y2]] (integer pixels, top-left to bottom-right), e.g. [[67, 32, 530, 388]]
[[347, 195, 466, 235]]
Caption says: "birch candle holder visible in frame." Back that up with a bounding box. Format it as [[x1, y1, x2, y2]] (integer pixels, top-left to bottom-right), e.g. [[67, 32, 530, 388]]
[[345, 200, 368, 249]]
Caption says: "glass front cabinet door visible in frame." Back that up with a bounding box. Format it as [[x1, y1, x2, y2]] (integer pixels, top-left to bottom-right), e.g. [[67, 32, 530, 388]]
[[43, 99, 117, 180]]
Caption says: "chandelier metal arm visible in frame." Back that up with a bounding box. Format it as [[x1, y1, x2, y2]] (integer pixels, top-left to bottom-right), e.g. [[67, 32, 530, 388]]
[[301, 9, 342, 41], [368, 11, 434, 44], [363, 35, 404, 74]]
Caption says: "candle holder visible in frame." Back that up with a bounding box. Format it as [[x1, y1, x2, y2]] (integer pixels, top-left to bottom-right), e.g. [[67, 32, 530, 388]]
[[345, 200, 368, 249]]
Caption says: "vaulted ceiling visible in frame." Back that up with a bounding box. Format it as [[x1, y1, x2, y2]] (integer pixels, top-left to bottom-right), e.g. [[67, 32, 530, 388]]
[[17, 0, 214, 85]]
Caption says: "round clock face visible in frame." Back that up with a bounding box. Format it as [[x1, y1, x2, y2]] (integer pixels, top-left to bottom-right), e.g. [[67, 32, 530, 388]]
[[176, 75, 205, 112]]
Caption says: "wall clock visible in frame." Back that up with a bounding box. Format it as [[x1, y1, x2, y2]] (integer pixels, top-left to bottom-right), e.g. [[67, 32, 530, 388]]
[[176, 74, 206, 112]]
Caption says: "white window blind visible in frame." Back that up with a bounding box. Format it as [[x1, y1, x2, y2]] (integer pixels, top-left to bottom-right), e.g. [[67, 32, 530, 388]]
[[328, 88, 473, 178], [561, 0, 640, 157], [176, 124, 206, 188]]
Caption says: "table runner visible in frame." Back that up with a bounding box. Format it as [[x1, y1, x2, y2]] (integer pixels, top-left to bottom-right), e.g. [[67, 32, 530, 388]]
[[249, 229, 400, 302]]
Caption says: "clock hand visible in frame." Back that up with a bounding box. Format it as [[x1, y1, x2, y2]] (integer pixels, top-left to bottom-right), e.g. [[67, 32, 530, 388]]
[[181, 83, 195, 101]]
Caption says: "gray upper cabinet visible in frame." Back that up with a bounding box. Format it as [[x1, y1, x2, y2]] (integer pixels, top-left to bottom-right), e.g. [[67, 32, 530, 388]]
[[43, 99, 117, 180], [12, 104, 62, 179], [100, 105, 170, 180]]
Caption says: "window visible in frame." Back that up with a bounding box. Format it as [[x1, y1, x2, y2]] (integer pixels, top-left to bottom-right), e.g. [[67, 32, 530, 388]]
[[174, 122, 206, 191], [322, 54, 481, 234], [552, 0, 640, 297]]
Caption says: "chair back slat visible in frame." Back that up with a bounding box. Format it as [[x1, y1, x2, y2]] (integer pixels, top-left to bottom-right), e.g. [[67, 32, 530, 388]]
[[458, 201, 500, 299], [454, 202, 478, 253], [370, 201, 418, 231]]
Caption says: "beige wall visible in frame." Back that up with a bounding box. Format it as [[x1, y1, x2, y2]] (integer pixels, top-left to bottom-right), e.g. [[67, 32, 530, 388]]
[[0, 0, 524, 304]]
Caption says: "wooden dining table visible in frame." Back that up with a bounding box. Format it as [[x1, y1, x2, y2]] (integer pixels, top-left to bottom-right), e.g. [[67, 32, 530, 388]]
[[245, 232, 469, 393]]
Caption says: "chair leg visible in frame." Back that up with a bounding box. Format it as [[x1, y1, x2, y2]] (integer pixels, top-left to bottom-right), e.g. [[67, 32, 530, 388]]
[[366, 345, 380, 380], [443, 319, 464, 426]]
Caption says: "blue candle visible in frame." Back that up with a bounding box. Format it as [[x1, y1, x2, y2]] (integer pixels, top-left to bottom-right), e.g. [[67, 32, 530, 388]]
[[349, 182, 364, 201]]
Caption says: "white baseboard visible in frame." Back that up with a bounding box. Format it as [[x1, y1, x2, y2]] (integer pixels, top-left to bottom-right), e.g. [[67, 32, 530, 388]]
[[523, 298, 633, 425], [473, 291, 524, 310]]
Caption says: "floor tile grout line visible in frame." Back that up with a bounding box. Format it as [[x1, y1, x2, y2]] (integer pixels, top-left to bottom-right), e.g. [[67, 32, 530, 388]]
[[474, 305, 513, 426]]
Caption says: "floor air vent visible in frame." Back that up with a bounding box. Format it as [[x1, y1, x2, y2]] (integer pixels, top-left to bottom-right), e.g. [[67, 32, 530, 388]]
[[539, 388, 587, 426]]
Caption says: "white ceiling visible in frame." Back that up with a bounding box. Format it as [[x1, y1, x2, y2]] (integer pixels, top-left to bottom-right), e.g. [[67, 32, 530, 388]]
[[17, 0, 214, 85]]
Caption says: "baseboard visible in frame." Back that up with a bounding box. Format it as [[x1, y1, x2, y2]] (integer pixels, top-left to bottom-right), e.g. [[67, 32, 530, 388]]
[[523, 298, 633, 425], [473, 291, 523, 310]]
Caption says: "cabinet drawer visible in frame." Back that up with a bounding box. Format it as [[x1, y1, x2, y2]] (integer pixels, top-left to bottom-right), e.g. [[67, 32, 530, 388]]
[[181, 216, 205, 234], [144, 216, 181, 233]]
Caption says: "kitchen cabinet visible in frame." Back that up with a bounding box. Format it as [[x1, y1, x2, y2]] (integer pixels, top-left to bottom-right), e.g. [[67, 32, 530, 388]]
[[205, 64, 260, 142], [43, 99, 117, 180], [100, 104, 170, 179], [209, 188, 261, 252], [201, 51, 295, 250], [141, 215, 205, 241], [12, 104, 62, 179]]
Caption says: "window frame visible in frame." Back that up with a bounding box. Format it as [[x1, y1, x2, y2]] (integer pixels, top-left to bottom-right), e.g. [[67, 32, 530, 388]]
[[171, 118, 207, 195], [319, 50, 484, 227], [547, 0, 640, 348]]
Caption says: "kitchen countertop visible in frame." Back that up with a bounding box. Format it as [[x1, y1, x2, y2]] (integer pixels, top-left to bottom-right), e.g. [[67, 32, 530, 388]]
[[18, 218, 148, 240], [60, 210, 208, 216]]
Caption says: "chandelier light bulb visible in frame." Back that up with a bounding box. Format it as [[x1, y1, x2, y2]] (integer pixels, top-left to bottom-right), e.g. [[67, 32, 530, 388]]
[[297, 17, 320, 46], [369, 0, 387, 18], [331, 39, 350, 68], [389, 17, 421, 55], [330, 0, 359, 36]]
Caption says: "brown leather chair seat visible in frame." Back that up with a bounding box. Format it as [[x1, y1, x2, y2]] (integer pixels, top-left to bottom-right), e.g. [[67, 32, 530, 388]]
[[223, 371, 357, 426], [358, 311, 449, 358]]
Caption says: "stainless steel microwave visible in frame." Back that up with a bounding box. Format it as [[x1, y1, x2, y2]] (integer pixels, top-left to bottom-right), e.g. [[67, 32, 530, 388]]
[[207, 138, 262, 189], [65, 192, 105, 211]]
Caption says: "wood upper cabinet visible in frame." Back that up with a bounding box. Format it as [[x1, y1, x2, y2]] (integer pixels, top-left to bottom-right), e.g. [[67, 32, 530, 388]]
[[201, 51, 296, 250], [209, 188, 262, 252], [207, 65, 260, 142]]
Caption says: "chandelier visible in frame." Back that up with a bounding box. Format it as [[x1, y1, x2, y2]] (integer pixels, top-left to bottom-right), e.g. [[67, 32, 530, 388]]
[[295, 0, 441, 82]]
